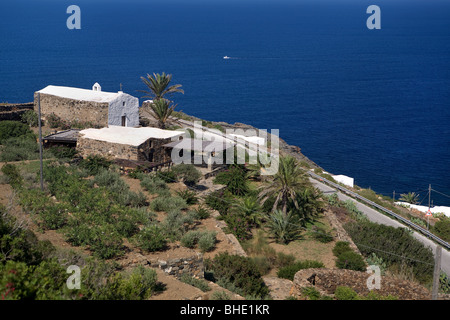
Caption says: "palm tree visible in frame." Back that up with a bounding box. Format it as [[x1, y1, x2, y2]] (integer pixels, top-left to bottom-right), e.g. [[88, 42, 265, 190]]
[[232, 196, 263, 226], [399, 192, 420, 204], [138, 72, 184, 102], [143, 98, 176, 129], [258, 155, 309, 215]]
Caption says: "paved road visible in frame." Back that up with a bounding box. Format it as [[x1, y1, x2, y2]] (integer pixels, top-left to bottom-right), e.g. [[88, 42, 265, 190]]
[[310, 177, 450, 276]]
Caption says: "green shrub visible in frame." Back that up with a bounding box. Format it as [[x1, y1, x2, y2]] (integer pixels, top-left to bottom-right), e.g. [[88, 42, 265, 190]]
[[205, 189, 231, 215], [172, 164, 202, 186], [157, 170, 177, 183], [334, 286, 358, 300], [335, 251, 366, 271], [223, 211, 253, 242], [39, 204, 68, 230], [180, 274, 211, 292], [0, 137, 42, 162], [301, 287, 321, 300], [277, 260, 325, 281], [151, 196, 187, 212], [21, 110, 39, 127], [0, 120, 35, 144], [1, 163, 23, 188], [198, 231, 217, 252], [213, 165, 249, 196], [249, 256, 272, 276], [48, 145, 78, 159], [89, 226, 124, 260], [204, 252, 269, 299], [109, 266, 158, 300], [132, 225, 167, 252], [275, 252, 296, 268], [79, 155, 112, 175], [433, 218, 450, 242], [332, 241, 352, 257], [140, 175, 168, 195], [161, 210, 195, 241], [176, 189, 198, 205], [310, 226, 333, 243], [210, 290, 231, 300], [365, 253, 387, 275], [180, 230, 200, 248], [344, 220, 434, 284]]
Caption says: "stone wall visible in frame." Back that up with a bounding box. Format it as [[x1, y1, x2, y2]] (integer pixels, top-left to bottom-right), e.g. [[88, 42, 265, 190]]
[[150, 254, 205, 279], [77, 136, 139, 160], [34, 93, 109, 127], [0, 103, 34, 121], [292, 268, 431, 300], [77, 135, 173, 163]]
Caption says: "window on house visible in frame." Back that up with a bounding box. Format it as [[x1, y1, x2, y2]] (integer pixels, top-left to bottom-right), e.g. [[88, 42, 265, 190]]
[[123, 101, 125, 106]]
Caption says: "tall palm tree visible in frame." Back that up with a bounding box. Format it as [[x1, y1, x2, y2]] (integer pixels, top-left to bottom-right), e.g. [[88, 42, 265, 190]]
[[143, 98, 176, 129], [232, 195, 262, 226], [258, 155, 309, 215], [399, 192, 420, 204], [138, 72, 184, 101]]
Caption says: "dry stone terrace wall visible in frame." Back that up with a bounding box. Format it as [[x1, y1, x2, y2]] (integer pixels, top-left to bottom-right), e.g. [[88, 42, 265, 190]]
[[34, 92, 109, 127], [77, 136, 174, 163], [151, 254, 205, 279], [292, 268, 431, 300], [77, 136, 139, 160], [0, 103, 34, 121]]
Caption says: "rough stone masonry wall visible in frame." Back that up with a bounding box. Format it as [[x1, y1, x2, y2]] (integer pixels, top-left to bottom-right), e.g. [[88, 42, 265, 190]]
[[34, 93, 109, 127], [150, 254, 205, 279], [77, 137, 139, 160], [0, 103, 34, 121], [292, 268, 431, 300]]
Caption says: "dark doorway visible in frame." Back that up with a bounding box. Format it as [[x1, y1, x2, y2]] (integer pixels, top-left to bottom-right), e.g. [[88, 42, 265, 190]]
[[121, 116, 126, 127]]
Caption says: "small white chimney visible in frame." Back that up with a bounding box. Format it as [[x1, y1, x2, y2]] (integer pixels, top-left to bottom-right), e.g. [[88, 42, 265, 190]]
[[92, 82, 101, 92]]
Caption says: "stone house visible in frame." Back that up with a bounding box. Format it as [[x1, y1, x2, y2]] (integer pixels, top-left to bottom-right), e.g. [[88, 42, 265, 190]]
[[77, 126, 183, 163], [34, 83, 139, 127]]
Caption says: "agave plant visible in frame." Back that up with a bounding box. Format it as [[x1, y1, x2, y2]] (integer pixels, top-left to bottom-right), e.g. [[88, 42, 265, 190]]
[[265, 210, 303, 244]]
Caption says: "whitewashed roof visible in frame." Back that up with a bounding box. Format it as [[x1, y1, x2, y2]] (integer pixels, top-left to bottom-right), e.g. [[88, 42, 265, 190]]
[[38, 85, 123, 103], [79, 126, 183, 146]]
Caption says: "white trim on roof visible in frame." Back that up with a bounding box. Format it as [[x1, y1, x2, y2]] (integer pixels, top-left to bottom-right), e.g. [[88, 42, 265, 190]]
[[79, 126, 183, 146], [38, 85, 122, 103]]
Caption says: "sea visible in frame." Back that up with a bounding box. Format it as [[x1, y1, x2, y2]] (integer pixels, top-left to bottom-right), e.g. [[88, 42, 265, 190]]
[[1, 0, 449, 206]]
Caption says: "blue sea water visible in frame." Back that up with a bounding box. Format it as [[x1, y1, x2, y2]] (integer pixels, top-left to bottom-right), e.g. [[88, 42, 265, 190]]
[[0, 0, 449, 205]]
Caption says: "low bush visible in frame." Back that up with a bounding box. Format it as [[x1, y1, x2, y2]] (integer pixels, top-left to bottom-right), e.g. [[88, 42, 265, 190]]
[[180, 230, 200, 248], [176, 189, 198, 205], [332, 241, 352, 257], [132, 224, 167, 252], [180, 274, 211, 292], [157, 170, 177, 183], [0, 120, 35, 144], [79, 155, 112, 175], [310, 226, 334, 243], [334, 286, 358, 300], [39, 203, 68, 230], [172, 164, 202, 186], [205, 189, 231, 215], [108, 266, 158, 300], [48, 146, 78, 159], [161, 210, 195, 241], [1, 163, 23, 188], [151, 196, 188, 212], [223, 211, 253, 242], [301, 287, 322, 300], [433, 218, 450, 242], [213, 165, 249, 196], [335, 251, 366, 271], [277, 260, 325, 281], [21, 110, 39, 127], [344, 220, 434, 284], [0, 137, 42, 162], [198, 231, 217, 252], [204, 252, 269, 299], [140, 175, 168, 195]]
